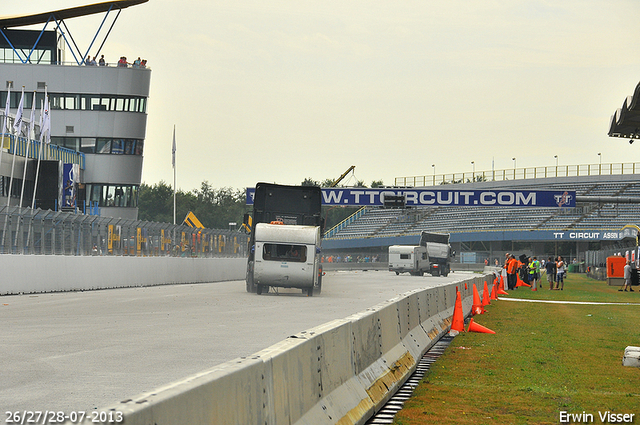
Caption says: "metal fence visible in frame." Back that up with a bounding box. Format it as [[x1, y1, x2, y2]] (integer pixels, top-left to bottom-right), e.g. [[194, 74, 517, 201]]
[[395, 162, 640, 187], [0, 206, 248, 257], [584, 244, 638, 268]]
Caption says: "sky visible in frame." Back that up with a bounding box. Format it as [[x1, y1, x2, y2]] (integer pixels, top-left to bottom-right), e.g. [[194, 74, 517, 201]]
[[10, 0, 640, 191]]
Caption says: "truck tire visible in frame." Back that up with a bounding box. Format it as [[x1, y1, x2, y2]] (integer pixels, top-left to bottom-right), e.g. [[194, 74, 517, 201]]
[[256, 284, 263, 295], [395, 271, 400, 275], [443, 266, 449, 277], [306, 286, 314, 297], [246, 261, 257, 293]]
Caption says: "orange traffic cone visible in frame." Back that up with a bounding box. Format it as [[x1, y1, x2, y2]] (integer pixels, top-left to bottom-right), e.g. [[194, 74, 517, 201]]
[[516, 274, 531, 288], [449, 289, 464, 336], [482, 280, 491, 307], [498, 275, 509, 295], [467, 318, 496, 334], [472, 283, 484, 315], [490, 281, 498, 300]]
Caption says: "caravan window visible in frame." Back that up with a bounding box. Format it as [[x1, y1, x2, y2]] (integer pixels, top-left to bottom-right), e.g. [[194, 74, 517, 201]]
[[263, 244, 307, 262], [400, 253, 411, 260]]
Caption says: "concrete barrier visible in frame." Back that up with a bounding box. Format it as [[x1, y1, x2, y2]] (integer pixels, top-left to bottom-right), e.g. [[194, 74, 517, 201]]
[[321, 262, 488, 273], [73, 273, 492, 425], [0, 255, 246, 295]]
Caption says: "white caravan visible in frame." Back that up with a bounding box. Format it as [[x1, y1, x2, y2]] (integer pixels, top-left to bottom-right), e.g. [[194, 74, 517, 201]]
[[252, 223, 322, 296], [388, 245, 430, 276]]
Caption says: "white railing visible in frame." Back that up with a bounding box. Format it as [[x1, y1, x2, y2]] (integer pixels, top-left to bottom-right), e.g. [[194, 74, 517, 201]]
[[395, 163, 640, 187]]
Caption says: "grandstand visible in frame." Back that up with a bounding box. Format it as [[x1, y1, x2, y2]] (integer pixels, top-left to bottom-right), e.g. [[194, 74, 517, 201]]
[[323, 164, 640, 263]]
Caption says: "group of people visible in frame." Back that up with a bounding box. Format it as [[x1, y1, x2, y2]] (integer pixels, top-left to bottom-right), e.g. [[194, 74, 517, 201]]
[[503, 253, 567, 291], [321, 254, 379, 263], [117, 56, 147, 68], [85, 55, 147, 68], [85, 55, 106, 66]]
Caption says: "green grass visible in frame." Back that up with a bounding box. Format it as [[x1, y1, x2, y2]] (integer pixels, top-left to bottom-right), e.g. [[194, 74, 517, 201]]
[[393, 273, 640, 425]]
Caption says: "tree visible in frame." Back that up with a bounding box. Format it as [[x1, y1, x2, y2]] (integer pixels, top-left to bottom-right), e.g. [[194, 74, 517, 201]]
[[301, 178, 320, 187], [138, 181, 174, 223], [138, 176, 383, 230]]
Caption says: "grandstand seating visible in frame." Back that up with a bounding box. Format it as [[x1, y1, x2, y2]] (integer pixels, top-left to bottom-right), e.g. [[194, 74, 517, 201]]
[[325, 179, 640, 240]]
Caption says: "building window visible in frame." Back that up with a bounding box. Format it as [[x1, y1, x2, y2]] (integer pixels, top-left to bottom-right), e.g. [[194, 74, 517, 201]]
[[87, 183, 139, 208], [80, 138, 96, 154], [51, 137, 143, 156], [6, 92, 147, 113], [111, 139, 124, 155]]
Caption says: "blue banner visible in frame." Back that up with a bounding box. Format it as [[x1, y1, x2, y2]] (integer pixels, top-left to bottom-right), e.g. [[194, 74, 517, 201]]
[[62, 163, 78, 208], [246, 188, 575, 208]]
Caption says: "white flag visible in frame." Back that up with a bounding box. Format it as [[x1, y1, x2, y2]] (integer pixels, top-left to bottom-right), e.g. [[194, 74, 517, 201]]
[[40, 94, 50, 142], [29, 91, 36, 140], [172, 125, 176, 168], [13, 87, 24, 135], [38, 99, 44, 136], [45, 97, 51, 144], [3, 85, 9, 132]]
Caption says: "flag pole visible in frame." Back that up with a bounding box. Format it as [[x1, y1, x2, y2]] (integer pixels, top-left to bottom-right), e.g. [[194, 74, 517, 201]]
[[0, 85, 9, 252], [18, 91, 35, 208], [2, 86, 24, 249], [172, 125, 177, 255], [32, 88, 48, 209], [172, 125, 176, 226], [0, 85, 10, 180], [15, 90, 35, 249]]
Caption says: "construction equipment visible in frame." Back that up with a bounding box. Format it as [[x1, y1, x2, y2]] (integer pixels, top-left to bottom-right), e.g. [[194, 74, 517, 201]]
[[330, 165, 355, 187], [183, 211, 204, 228]]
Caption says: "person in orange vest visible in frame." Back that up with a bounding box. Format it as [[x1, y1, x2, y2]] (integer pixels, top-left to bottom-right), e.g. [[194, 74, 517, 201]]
[[507, 254, 518, 290]]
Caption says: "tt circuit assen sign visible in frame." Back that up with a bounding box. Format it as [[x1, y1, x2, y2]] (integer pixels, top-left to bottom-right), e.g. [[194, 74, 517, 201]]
[[246, 188, 576, 208]]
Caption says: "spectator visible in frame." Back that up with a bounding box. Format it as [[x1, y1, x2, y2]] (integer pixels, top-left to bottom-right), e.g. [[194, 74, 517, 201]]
[[133, 57, 141, 68], [98, 55, 106, 66], [529, 257, 540, 291], [506, 254, 518, 290], [545, 256, 556, 290], [140, 59, 147, 68], [555, 256, 565, 290], [620, 260, 634, 292], [86, 56, 97, 66]]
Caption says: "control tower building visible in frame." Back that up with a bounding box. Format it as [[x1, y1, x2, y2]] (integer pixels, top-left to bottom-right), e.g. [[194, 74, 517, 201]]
[[0, 0, 150, 219]]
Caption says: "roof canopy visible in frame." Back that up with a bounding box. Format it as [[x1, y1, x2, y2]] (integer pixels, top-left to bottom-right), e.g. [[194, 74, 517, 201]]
[[0, 0, 148, 29], [609, 81, 640, 140]]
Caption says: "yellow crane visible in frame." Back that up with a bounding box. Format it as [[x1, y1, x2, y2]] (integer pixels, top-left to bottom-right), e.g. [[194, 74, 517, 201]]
[[331, 165, 355, 187]]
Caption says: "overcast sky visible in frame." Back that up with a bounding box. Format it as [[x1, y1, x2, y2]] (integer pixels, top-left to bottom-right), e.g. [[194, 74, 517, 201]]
[[11, 0, 640, 191]]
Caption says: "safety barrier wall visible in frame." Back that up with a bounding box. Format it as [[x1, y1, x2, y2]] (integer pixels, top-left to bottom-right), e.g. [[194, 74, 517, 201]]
[[0, 255, 246, 295], [321, 262, 488, 273], [80, 273, 495, 425]]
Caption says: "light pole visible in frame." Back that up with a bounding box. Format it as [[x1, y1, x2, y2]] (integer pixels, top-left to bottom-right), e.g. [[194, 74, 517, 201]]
[[554, 155, 558, 166], [431, 164, 436, 185], [471, 161, 475, 181], [512, 157, 516, 169], [598, 152, 602, 175]]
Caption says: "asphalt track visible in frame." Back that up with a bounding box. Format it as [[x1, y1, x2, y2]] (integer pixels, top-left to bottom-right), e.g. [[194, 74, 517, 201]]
[[1, 270, 465, 416]]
